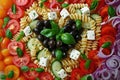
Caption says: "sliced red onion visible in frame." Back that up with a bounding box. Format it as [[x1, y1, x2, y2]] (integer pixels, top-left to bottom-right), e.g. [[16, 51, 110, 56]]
[[101, 69, 111, 80], [116, 33, 120, 40], [117, 24, 120, 33], [105, 0, 120, 7], [116, 4, 120, 16], [115, 39, 120, 56], [105, 55, 120, 69], [112, 16, 120, 28], [97, 48, 114, 58]]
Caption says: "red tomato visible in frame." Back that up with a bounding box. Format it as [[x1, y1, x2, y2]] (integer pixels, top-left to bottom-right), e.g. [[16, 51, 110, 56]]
[[0, 29, 5, 37], [80, 60, 98, 75], [44, 0, 51, 8], [101, 24, 116, 37], [8, 41, 24, 55], [88, 50, 98, 59], [14, 0, 29, 6], [99, 5, 108, 18], [70, 68, 83, 80], [50, 2, 61, 11], [23, 63, 39, 80], [1, 37, 10, 49], [5, 19, 20, 35], [85, 0, 92, 6], [39, 72, 54, 80], [13, 53, 30, 67], [95, 0, 106, 12], [69, 0, 79, 3], [7, 6, 24, 19], [24, 0, 34, 8], [102, 48, 111, 55], [99, 35, 115, 47]]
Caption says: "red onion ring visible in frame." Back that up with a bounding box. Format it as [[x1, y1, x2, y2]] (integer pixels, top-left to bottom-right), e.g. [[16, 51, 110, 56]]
[[115, 39, 120, 56], [105, 0, 120, 7], [105, 55, 120, 69], [112, 16, 120, 28], [116, 4, 120, 16], [97, 48, 114, 58]]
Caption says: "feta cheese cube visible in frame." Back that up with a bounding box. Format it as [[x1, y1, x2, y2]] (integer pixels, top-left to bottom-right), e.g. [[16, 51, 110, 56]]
[[87, 30, 95, 40], [23, 26, 32, 36], [57, 69, 67, 79], [28, 10, 39, 20], [70, 49, 80, 60], [48, 12, 57, 20], [81, 7, 90, 14], [60, 8, 70, 19], [39, 57, 48, 67]]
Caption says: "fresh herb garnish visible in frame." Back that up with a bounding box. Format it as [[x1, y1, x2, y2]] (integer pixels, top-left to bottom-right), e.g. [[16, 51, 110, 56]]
[[62, 3, 69, 8], [12, 4, 16, 14], [7, 71, 14, 78], [16, 31, 25, 41], [2, 17, 10, 28], [75, 19, 82, 30], [35, 68, 44, 73], [90, 0, 98, 10], [21, 66, 29, 72], [85, 59, 91, 69], [16, 47, 23, 57], [6, 29, 13, 39], [40, 0, 47, 8], [108, 6, 116, 17], [102, 42, 111, 48]]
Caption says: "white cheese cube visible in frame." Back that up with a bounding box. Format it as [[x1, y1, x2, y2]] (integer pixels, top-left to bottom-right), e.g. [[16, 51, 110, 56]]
[[23, 26, 32, 36], [28, 10, 39, 20], [60, 8, 70, 19], [87, 30, 95, 40], [70, 49, 80, 60], [57, 69, 67, 79], [48, 12, 57, 20], [81, 7, 90, 14], [39, 57, 48, 67]]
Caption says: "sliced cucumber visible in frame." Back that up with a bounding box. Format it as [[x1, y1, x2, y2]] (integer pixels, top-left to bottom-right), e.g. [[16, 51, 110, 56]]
[[37, 48, 50, 60], [51, 60, 62, 78], [29, 20, 39, 30], [91, 14, 101, 21]]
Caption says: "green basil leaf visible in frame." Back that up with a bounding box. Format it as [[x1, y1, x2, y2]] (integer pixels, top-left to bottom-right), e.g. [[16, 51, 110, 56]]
[[12, 4, 16, 14], [50, 21, 59, 34], [81, 53, 88, 60], [21, 66, 29, 72], [81, 75, 92, 80], [108, 6, 116, 17], [85, 59, 91, 69], [0, 37, 3, 42], [8, 71, 14, 78], [41, 0, 47, 2], [36, 78, 40, 80], [102, 42, 111, 48], [6, 29, 12, 39], [55, 77, 61, 80], [2, 17, 10, 28], [30, 68, 35, 71], [16, 31, 25, 41], [90, 0, 98, 10], [16, 47, 23, 57], [35, 68, 44, 73], [57, 0, 64, 2], [76, 20, 82, 30], [40, 2, 44, 8], [62, 3, 69, 8], [40, 29, 56, 38], [56, 28, 64, 41], [0, 74, 6, 79]]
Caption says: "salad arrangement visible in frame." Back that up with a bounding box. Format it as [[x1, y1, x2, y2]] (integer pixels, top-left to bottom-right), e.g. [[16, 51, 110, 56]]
[[0, 0, 120, 80]]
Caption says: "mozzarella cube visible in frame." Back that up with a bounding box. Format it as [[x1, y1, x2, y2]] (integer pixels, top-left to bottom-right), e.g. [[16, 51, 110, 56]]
[[87, 30, 95, 40], [81, 7, 90, 14], [28, 10, 39, 20], [57, 69, 67, 79], [39, 57, 48, 67], [23, 26, 32, 36], [48, 12, 57, 20], [70, 49, 80, 60], [60, 8, 70, 19]]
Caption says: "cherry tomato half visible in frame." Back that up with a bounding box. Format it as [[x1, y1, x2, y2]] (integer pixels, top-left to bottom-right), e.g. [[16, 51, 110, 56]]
[[0, 19, 3, 29], [0, 29, 5, 37], [14, 0, 29, 6], [24, 0, 34, 8], [39, 72, 54, 80], [13, 53, 30, 67], [23, 63, 39, 80], [8, 41, 24, 55], [5, 19, 20, 35], [7, 6, 24, 19]]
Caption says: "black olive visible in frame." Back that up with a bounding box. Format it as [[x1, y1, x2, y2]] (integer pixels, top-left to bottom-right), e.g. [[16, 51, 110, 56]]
[[71, 24, 76, 30], [66, 19, 75, 25], [48, 39, 56, 48], [63, 52, 67, 58], [33, 27, 40, 35], [56, 41, 63, 48], [68, 44, 74, 48], [44, 20, 51, 28], [79, 27, 84, 34], [36, 20, 44, 30], [60, 44, 69, 52], [70, 30, 78, 37], [51, 50, 56, 57], [75, 34, 82, 41], [63, 24, 72, 32], [43, 39, 49, 47], [37, 34, 44, 42]]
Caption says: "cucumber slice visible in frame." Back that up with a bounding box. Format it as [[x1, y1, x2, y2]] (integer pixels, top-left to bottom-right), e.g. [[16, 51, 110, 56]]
[[37, 48, 50, 60], [29, 20, 39, 30], [91, 14, 101, 21], [51, 60, 62, 78]]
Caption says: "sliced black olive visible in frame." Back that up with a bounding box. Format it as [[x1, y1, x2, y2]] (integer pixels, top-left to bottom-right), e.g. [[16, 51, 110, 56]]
[[60, 44, 69, 52], [43, 39, 49, 47], [71, 24, 76, 30], [44, 20, 51, 28], [75, 34, 82, 41], [70, 30, 78, 37], [63, 52, 67, 58], [37, 34, 44, 42], [51, 50, 56, 57], [68, 44, 74, 48], [33, 27, 40, 35], [66, 19, 75, 25], [63, 24, 72, 32], [48, 39, 56, 48], [56, 41, 63, 48], [36, 20, 44, 30]]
